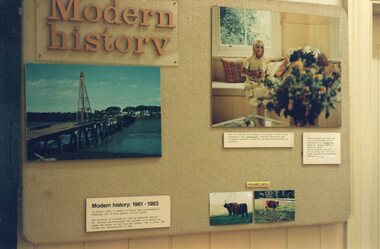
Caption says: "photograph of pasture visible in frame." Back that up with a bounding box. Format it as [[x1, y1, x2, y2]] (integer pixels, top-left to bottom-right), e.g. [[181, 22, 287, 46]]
[[209, 191, 253, 226], [254, 190, 295, 224], [25, 63, 161, 161]]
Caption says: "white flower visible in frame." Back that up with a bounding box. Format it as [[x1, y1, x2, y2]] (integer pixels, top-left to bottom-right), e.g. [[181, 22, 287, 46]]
[[287, 48, 295, 56], [313, 49, 320, 59], [304, 46, 312, 53]]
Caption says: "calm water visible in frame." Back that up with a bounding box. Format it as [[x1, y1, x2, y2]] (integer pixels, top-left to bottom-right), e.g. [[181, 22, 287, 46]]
[[82, 118, 161, 158], [28, 118, 161, 160], [27, 121, 61, 130]]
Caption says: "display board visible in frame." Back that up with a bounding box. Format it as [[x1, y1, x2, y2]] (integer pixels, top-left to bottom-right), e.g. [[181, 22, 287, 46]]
[[22, 0, 349, 244]]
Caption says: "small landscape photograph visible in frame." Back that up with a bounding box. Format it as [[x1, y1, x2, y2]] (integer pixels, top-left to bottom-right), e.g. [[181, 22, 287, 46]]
[[209, 191, 253, 226], [254, 190, 295, 224], [25, 63, 161, 161]]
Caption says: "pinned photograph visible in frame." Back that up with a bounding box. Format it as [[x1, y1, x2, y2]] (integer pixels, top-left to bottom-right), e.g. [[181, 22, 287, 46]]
[[209, 192, 253, 226], [254, 190, 295, 224], [211, 6, 342, 128], [25, 63, 161, 161]]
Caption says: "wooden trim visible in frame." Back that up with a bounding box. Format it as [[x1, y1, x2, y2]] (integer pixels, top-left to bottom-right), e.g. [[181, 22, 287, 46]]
[[371, 3, 380, 249], [348, 0, 376, 249]]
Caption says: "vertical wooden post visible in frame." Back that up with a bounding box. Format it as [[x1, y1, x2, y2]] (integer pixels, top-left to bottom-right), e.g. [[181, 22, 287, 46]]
[[56, 136, 62, 156], [83, 128, 89, 147]]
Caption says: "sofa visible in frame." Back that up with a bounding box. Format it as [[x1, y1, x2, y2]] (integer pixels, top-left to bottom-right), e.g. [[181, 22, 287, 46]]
[[211, 56, 341, 127], [211, 56, 286, 124]]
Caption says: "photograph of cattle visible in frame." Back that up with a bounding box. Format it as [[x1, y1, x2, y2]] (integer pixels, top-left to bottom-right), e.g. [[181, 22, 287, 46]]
[[254, 190, 295, 224], [209, 192, 253, 226]]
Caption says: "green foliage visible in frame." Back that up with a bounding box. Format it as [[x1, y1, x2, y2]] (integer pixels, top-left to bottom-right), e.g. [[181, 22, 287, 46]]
[[210, 213, 253, 226], [123, 105, 161, 112], [254, 199, 295, 224], [254, 209, 295, 224], [27, 105, 161, 123], [254, 190, 295, 199], [288, 47, 319, 67], [105, 106, 121, 115], [220, 7, 267, 46], [220, 7, 246, 45]]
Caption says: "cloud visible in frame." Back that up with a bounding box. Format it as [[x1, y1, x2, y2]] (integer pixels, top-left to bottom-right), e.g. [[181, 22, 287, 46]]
[[144, 86, 160, 92], [28, 78, 77, 91], [144, 97, 161, 105], [93, 81, 110, 86], [28, 78, 49, 88], [118, 76, 131, 81], [26, 78, 79, 112]]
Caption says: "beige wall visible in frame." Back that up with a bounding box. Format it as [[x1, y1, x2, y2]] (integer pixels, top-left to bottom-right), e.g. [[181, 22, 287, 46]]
[[281, 13, 338, 58], [20, 0, 372, 248]]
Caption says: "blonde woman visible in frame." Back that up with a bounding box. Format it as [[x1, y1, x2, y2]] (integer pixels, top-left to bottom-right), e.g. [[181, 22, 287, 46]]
[[242, 40, 270, 119]]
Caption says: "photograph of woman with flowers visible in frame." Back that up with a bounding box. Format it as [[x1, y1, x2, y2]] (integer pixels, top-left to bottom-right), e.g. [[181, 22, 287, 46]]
[[211, 6, 342, 127]]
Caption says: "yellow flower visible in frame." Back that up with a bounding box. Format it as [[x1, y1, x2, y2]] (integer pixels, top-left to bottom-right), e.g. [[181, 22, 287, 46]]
[[313, 74, 323, 80], [319, 86, 327, 94], [292, 60, 304, 69]]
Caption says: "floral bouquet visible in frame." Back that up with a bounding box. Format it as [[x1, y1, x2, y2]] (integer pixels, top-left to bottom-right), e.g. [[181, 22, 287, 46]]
[[262, 46, 341, 126]]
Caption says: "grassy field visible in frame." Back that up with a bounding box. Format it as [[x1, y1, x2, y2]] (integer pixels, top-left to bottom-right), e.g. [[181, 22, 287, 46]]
[[254, 199, 295, 224], [210, 213, 253, 226]]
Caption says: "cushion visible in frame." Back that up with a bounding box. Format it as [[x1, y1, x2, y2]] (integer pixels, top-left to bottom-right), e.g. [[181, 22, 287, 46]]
[[268, 59, 287, 78], [220, 58, 246, 83], [274, 59, 287, 77], [212, 58, 226, 82]]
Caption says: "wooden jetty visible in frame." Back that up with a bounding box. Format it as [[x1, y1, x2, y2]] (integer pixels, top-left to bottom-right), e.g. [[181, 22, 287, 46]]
[[27, 114, 134, 160]]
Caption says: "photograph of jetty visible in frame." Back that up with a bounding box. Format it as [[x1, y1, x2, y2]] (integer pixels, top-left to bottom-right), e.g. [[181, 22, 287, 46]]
[[25, 63, 161, 161]]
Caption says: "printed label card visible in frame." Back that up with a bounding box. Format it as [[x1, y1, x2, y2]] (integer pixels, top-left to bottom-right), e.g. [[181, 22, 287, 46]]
[[224, 132, 294, 148], [86, 196, 170, 232], [303, 132, 341, 164]]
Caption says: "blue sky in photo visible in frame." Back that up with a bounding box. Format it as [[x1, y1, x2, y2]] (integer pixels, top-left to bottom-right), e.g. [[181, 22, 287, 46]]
[[26, 63, 160, 112]]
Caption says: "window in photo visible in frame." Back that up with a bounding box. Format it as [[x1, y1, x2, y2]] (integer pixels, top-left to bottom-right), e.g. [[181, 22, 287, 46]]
[[220, 7, 271, 48], [212, 6, 281, 57]]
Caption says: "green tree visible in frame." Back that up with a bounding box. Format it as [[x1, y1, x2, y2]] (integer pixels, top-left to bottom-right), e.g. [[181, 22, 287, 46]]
[[220, 7, 262, 46], [219, 7, 270, 47], [220, 7, 246, 45], [105, 106, 121, 115]]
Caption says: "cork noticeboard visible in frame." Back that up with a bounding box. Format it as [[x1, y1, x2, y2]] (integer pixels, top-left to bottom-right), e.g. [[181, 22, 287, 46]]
[[22, 0, 349, 244]]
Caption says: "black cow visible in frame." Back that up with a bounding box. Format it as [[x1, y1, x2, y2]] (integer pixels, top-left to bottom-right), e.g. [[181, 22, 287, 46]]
[[265, 200, 280, 211], [223, 202, 248, 218], [223, 202, 236, 216]]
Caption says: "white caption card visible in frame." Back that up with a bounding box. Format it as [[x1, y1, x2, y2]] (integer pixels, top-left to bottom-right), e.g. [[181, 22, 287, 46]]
[[224, 132, 294, 148], [86, 195, 170, 232], [303, 132, 341, 164]]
